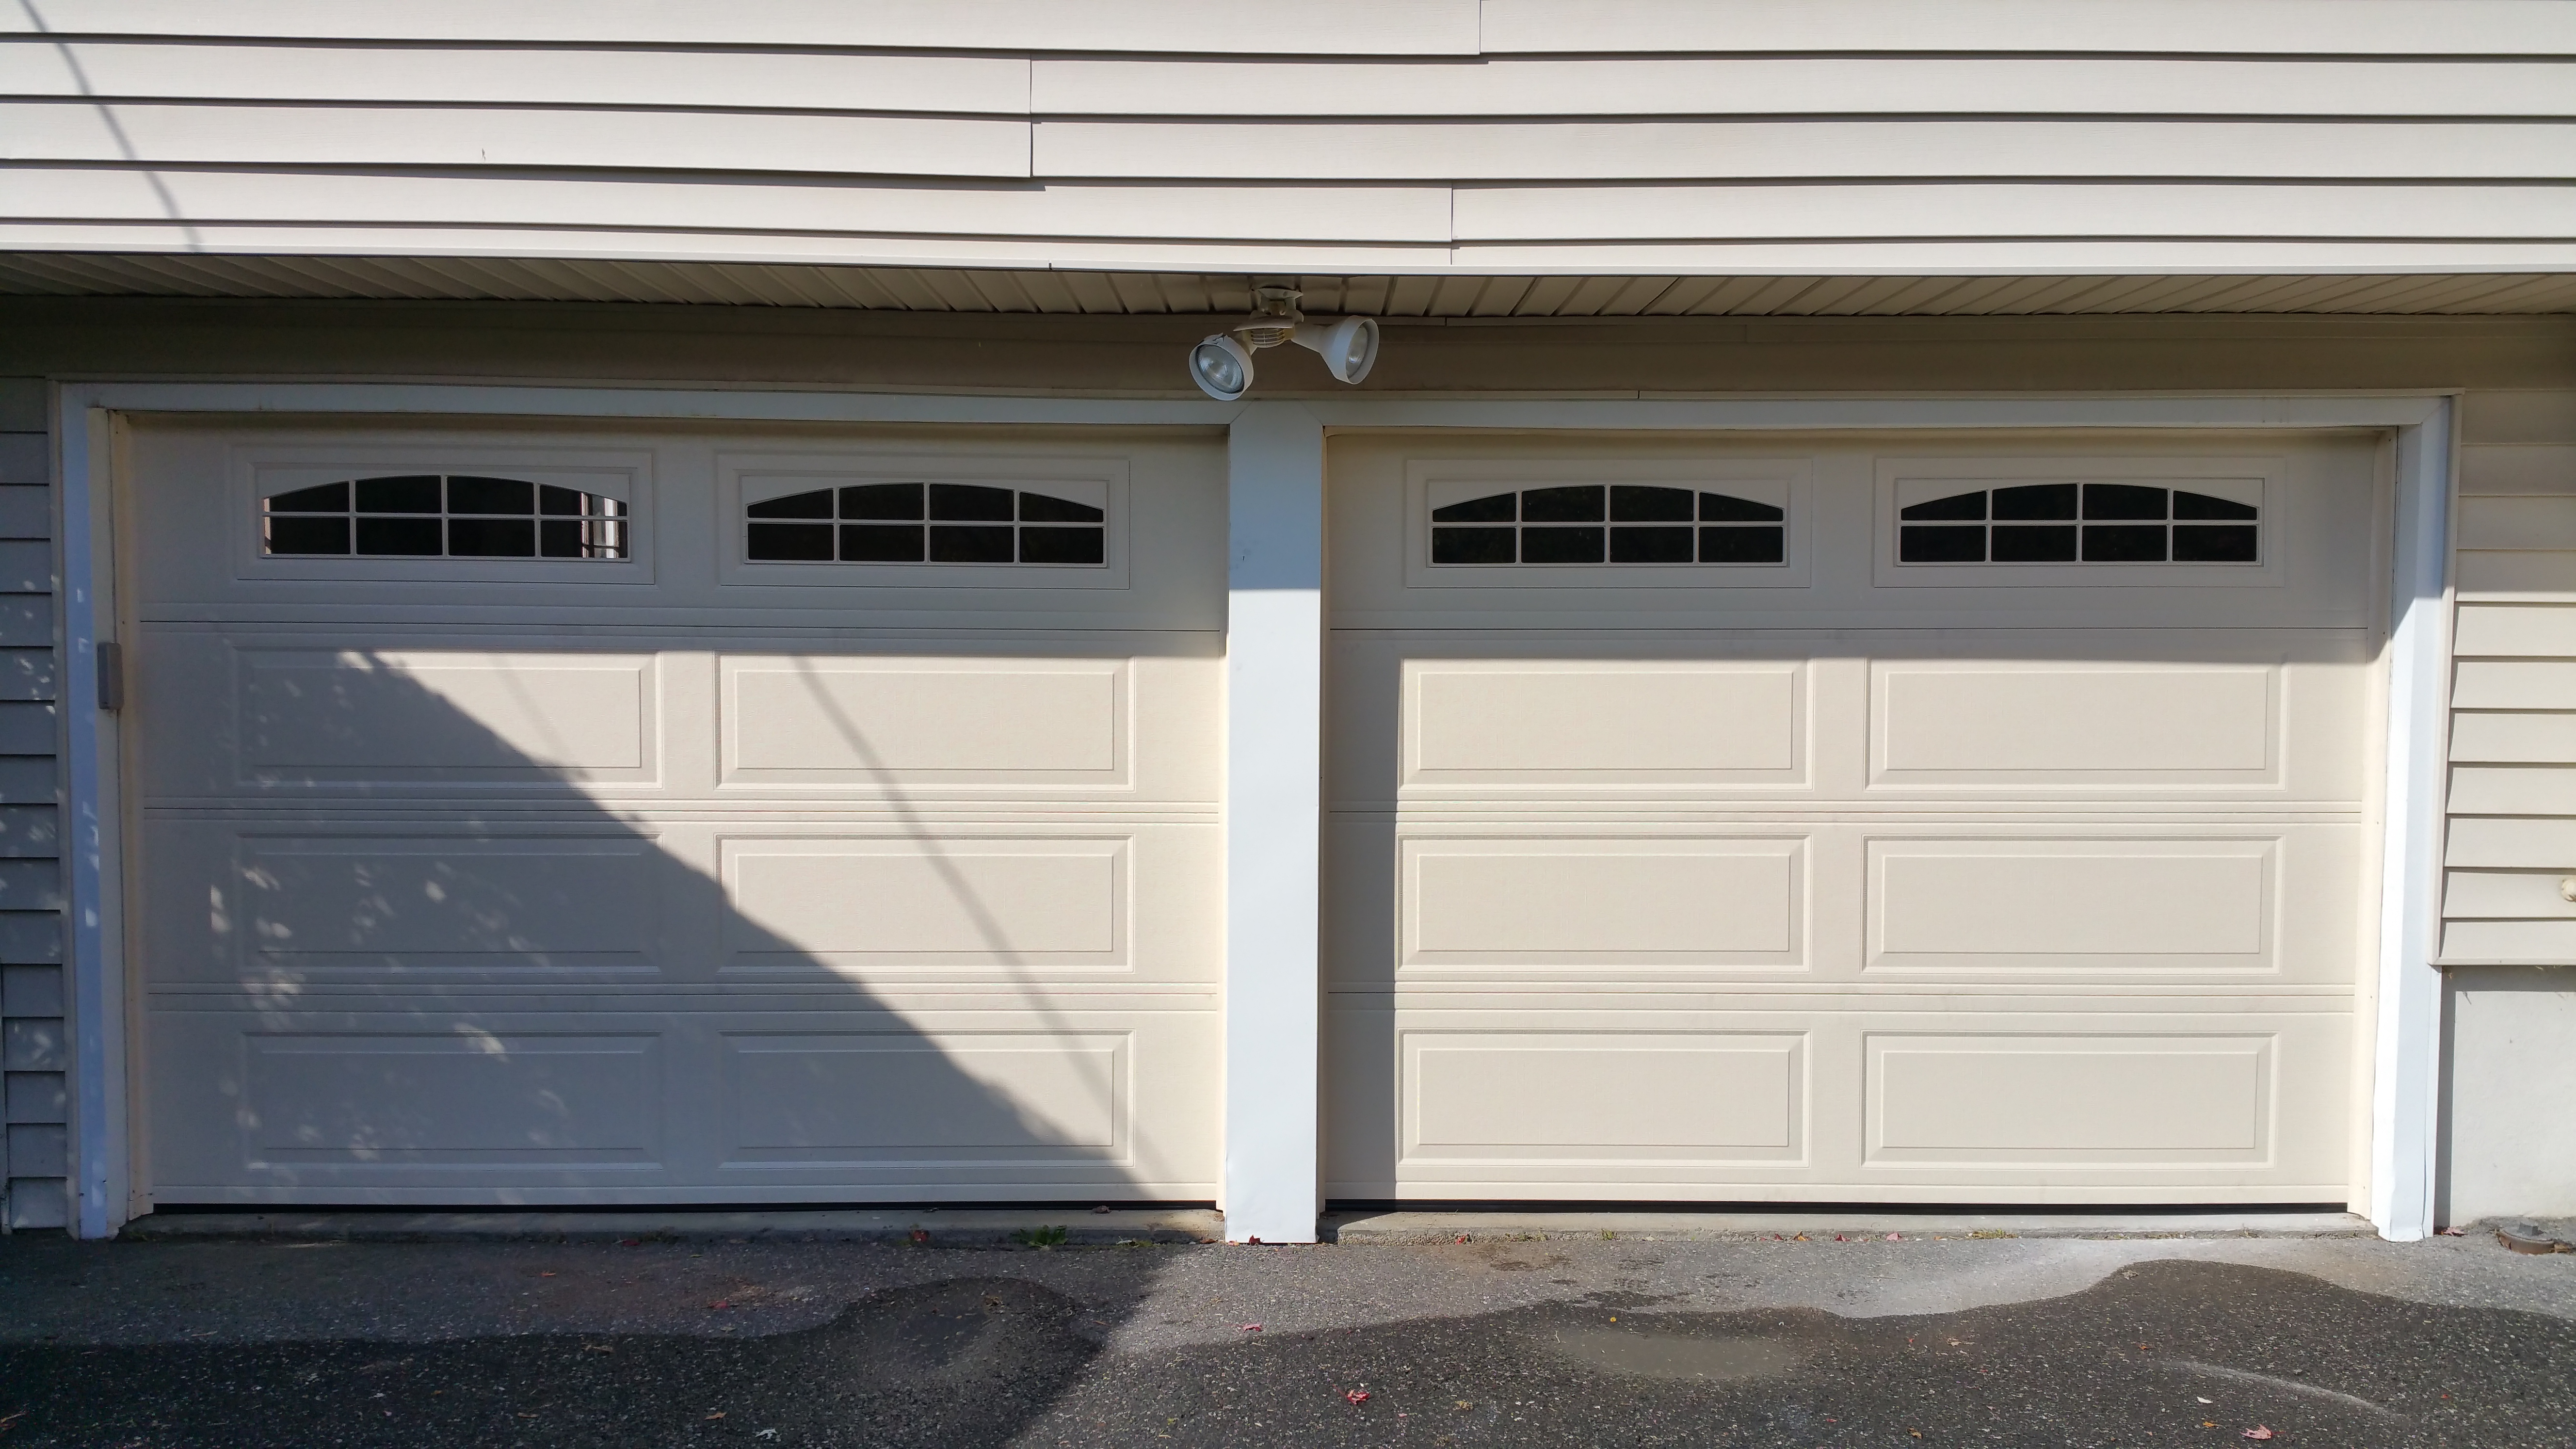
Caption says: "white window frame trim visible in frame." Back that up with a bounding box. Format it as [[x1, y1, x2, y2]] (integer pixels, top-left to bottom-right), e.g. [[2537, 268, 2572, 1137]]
[[53, 382, 2455, 1243]]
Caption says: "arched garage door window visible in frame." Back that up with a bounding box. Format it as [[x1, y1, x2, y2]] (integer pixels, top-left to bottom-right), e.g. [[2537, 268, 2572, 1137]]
[[1431, 483, 1784, 566], [1898, 483, 2258, 564], [262, 474, 630, 559], [746, 482, 1106, 566]]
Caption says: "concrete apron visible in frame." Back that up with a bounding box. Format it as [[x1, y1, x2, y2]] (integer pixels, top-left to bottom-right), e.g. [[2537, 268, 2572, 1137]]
[[113, 1207, 2371, 1246]]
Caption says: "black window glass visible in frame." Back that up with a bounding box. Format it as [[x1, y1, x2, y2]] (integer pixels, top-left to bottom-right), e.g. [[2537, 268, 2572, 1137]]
[[749, 488, 834, 520], [929, 524, 1015, 564], [266, 516, 350, 554], [1610, 526, 1694, 563], [1698, 492, 1786, 522], [839, 483, 923, 521], [2173, 525, 2259, 562], [1900, 490, 1986, 522], [448, 517, 537, 557], [929, 483, 1014, 521], [1431, 527, 1516, 564], [2083, 483, 2168, 520], [1431, 492, 1516, 524], [1521, 485, 1605, 523], [1019, 527, 1106, 565], [1992, 483, 2078, 520], [1019, 491, 1105, 524], [268, 481, 349, 513], [1610, 485, 1693, 522], [354, 516, 444, 556], [2174, 490, 2258, 520], [747, 522, 835, 561], [447, 475, 533, 515], [1900, 525, 1986, 563], [354, 475, 442, 514], [2082, 524, 2167, 562], [1520, 527, 1605, 564], [1991, 525, 2077, 562], [263, 473, 624, 561], [840, 524, 926, 562], [1699, 526, 1786, 564]]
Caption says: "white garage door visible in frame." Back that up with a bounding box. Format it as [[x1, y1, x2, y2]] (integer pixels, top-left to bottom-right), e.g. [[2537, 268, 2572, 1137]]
[[127, 419, 1223, 1205], [1326, 431, 2382, 1204]]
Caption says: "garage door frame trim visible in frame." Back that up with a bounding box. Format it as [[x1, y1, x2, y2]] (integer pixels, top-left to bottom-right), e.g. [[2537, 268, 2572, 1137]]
[[50, 381, 2457, 1241]]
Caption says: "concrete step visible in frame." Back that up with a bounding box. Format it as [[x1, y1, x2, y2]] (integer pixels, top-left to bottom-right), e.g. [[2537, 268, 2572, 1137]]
[[1322, 1209, 2376, 1243], [119, 1208, 1224, 1247]]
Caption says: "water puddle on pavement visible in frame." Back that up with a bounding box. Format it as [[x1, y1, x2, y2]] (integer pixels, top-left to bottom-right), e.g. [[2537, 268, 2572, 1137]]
[[1547, 1324, 1803, 1381]]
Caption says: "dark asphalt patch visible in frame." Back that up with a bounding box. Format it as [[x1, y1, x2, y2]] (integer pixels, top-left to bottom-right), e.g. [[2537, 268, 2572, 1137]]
[[0, 1259, 2568, 1447], [0, 1276, 1097, 1448], [1039, 1259, 2575, 1448]]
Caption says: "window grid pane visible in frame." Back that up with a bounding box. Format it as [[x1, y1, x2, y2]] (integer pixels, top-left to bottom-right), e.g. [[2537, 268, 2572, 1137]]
[[1899, 485, 2258, 566], [262, 475, 628, 560], [742, 485, 1107, 566], [1431, 487, 1786, 566]]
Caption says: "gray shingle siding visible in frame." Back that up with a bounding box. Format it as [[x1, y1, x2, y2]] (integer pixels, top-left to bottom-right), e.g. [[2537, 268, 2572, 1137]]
[[0, 390, 63, 1232]]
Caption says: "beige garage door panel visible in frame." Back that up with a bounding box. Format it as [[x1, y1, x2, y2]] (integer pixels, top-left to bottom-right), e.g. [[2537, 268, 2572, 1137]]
[[149, 1003, 1220, 1201], [129, 419, 1224, 1204], [135, 631, 1219, 807], [1325, 1006, 2350, 1200], [1328, 429, 2380, 1204], [1332, 820, 2360, 987], [1333, 633, 2366, 807], [140, 817, 1220, 990]]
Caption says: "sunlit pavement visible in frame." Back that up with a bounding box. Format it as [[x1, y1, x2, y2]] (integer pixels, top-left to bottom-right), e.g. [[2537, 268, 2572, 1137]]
[[2, 1225, 2571, 1447]]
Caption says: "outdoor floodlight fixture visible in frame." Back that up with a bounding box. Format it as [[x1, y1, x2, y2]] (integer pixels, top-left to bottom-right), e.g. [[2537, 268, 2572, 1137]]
[[1188, 287, 1380, 400]]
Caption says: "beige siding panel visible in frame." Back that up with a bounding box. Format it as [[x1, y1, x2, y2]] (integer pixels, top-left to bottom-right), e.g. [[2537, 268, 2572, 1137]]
[[0, 0, 1483, 53], [2458, 552, 2576, 599], [2463, 393, 2576, 447], [2448, 766, 2576, 816], [2451, 712, 2576, 764], [0, 104, 1033, 180], [2461, 446, 2576, 497], [2453, 661, 2576, 711], [0, 43, 1033, 114], [2458, 497, 2576, 553], [2441, 919, 2576, 959], [1452, 184, 2576, 243], [2446, 815, 2576, 869], [1478, 0, 2576, 55], [0, 170, 1458, 244], [1032, 57, 2576, 119], [2444, 870, 2576, 919], [1035, 120, 2576, 182], [2454, 604, 2576, 658]]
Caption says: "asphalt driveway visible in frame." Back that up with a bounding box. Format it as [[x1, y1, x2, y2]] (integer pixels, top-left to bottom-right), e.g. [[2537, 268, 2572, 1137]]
[[2, 1223, 2571, 1447]]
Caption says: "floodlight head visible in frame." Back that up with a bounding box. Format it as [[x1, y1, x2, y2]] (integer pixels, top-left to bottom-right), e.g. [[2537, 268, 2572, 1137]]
[[1188, 333, 1255, 401], [1291, 315, 1380, 385]]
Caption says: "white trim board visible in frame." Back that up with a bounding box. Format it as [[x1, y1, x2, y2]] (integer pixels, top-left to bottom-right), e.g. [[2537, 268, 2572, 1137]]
[[52, 381, 2455, 1242]]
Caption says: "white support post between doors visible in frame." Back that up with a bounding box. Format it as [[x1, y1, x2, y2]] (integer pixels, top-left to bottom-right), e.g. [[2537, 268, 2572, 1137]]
[[1221, 402, 1326, 1243], [2369, 405, 2455, 1241]]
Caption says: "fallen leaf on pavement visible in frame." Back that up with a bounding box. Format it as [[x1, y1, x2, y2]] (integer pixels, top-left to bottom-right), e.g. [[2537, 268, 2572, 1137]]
[[1240, 1323, 1263, 1332], [1346, 1390, 1370, 1404], [1886, 1233, 1902, 1241], [2241, 1430, 2273, 1441], [708, 1300, 730, 1310], [909, 1229, 930, 1244]]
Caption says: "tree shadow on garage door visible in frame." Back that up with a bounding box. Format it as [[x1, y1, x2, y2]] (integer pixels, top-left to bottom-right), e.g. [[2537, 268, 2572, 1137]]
[[140, 641, 1199, 1213]]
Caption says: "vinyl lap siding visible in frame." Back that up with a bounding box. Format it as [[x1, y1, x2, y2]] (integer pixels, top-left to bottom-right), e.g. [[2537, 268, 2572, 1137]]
[[0, 379, 61, 1230], [2446, 393, 2576, 964], [1, 4, 2572, 275]]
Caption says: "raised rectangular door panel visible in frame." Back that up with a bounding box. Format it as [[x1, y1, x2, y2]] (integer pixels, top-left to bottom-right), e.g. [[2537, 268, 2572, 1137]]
[[1408, 661, 1803, 783], [722, 836, 1124, 967], [1867, 837, 2272, 973], [1401, 836, 1805, 971], [723, 1032, 1124, 1166], [1404, 1032, 1804, 1163], [1866, 1034, 2271, 1164], [722, 656, 1123, 783]]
